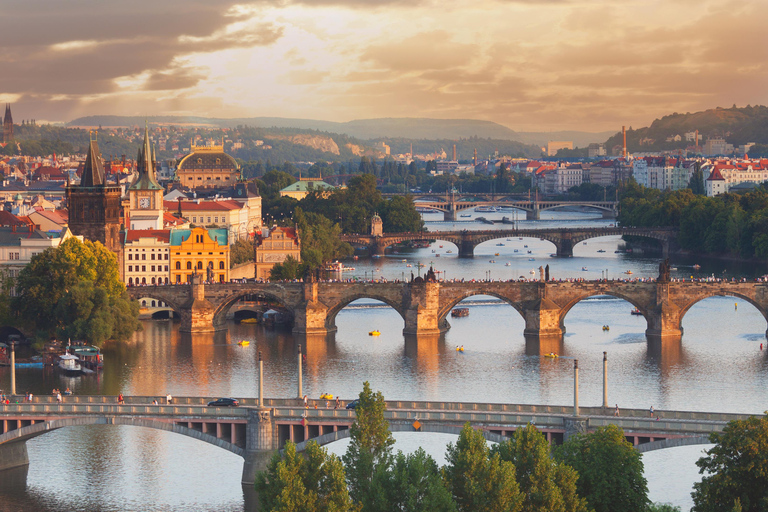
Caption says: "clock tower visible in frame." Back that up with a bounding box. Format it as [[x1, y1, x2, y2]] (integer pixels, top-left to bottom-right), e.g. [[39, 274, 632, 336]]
[[128, 124, 164, 230]]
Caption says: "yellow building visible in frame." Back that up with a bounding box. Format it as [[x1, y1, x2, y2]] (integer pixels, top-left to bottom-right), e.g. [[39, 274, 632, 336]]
[[254, 226, 301, 280], [175, 141, 241, 189], [170, 227, 230, 283]]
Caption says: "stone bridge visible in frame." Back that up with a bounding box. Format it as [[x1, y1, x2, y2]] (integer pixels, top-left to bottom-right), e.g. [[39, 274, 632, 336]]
[[0, 395, 746, 484], [125, 277, 768, 345], [406, 195, 619, 221], [341, 227, 677, 258]]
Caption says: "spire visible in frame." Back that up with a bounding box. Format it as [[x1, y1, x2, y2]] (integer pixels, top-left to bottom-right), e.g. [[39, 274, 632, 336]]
[[130, 121, 162, 190], [80, 133, 105, 187]]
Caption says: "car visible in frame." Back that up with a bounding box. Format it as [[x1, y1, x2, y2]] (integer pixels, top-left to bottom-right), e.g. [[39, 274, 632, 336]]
[[207, 397, 239, 407], [345, 399, 359, 410]]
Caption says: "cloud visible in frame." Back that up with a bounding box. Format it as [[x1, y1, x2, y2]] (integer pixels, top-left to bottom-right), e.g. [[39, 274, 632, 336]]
[[360, 31, 478, 72]]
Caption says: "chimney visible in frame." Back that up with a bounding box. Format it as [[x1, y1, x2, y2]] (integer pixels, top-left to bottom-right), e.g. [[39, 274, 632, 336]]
[[12, 224, 16, 233], [452, 144, 457, 161], [695, 130, 699, 147]]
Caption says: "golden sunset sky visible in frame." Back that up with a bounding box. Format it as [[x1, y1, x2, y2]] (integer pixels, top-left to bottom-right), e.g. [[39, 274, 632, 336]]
[[1, 0, 766, 132]]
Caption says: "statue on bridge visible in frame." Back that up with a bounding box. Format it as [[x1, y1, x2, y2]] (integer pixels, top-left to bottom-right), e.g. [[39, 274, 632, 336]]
[[206, 263, 215, 283], [657, 258, 671, 283], [545, 264, 550, 282], [539, 266, 544, 282], [424, 266, 437, 283]]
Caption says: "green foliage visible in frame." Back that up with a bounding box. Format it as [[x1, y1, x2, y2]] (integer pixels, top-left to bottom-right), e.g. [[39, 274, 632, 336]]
[[493, 424, 590, 512], [343, 381, 395, 511], [255, 441, 355, 512], [443, 423, 522, 512], [370, 448, 456, 512], [691, 413, 768, 512], [269, 255, 303, 280], [13, 238, 140, 345], [646, 504, 681, 512], [230, 238, 254, 267], [295, 208, 353, 269], [554, 424, 649, 512]]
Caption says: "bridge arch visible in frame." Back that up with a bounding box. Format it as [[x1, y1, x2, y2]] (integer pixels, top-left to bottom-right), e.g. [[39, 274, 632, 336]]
[[212, 289, 296, 329], [437, 291, 526, 328], [558, 291, 651, 332], [678, 292, 768, 331], [0, 417, 245, 457], [127, 289, 185, 319], [635, 436, 712, 453], [324, 294, 407, 332]]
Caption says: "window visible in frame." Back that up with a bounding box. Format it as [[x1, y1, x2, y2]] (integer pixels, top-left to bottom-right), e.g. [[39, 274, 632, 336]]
[[165, 277, 169, 284], [141, 254, 146, 260], [186, 262, 192, 270], [176, 262, 181, 270], [141, 278, 146, 285], [164, 265, 168, 271], [219, 261, 225, 269], [9, 252, 19, 260], [128, 277, 133, 285], [151, 265, 155, 272], [214, 217, 219, 223], [128, 254, 133, 261], [151, 254, 155, 260], [176, 275, 181, 283], [164, 254, 168, 260], [151, 280, 156, 287], [197, 261, 203, 270], [128, 265, 133, 272], [141, 265, 146, 272], [207, 217, 211, 223]]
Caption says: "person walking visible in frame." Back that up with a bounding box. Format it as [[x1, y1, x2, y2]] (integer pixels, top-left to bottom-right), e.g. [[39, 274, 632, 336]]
[[303, 395, 308, 408], [649, 405, 654, 418], [335, 396, 340, 409], [118, 393, 124, 405], [166, 393, 172, 405], [614, 404, 619, 417]]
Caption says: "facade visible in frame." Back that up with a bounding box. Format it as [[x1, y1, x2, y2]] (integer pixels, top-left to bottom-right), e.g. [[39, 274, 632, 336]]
[[703, 161, 768, 197], [588, 143, 606, 158], [0, 226, 82, 295], [371, 213, 383, 236], [166, 197, 258, 241], [542, 164, 582, 193], [253, 226, 301, 280], [65, 137, 123, 270], [703, 138, 734, 156], [127, 126, 164, 230], [124, 229, 170, 286], [169, 227, 229, 284], [175, 142, 240, 189], [2, 104, 12, 143], [279, 177, 336, 200]]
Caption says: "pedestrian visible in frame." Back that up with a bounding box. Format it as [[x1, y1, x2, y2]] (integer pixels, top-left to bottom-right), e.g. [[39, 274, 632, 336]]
[[166, 393, 172, 405], [649, 405, 654, 418], [118, 393, 124, 405], [614, 404, 619, 417], [335, 396, 340, 409], [152, 399, 158, 405], [56, 392, 61, 403], [303, 394, 308, 408]]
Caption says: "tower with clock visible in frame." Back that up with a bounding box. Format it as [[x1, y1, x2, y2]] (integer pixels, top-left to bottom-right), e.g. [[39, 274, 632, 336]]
[[128, 124, 164, 230]]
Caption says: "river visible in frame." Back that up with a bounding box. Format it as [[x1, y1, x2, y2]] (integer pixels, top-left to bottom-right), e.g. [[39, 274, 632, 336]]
[[1, 210, 766, 511]]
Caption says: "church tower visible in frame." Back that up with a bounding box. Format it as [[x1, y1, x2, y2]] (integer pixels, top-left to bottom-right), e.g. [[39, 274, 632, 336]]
[[66, 133, 123, 265], [127, 124, 164, 229], [2, 104, 13, 143]]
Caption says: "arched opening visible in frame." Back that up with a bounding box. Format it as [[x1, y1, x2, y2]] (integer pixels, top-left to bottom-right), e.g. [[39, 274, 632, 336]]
[[186, 262, 192, 270], [330, 297, 405, 336], [440, 292, 527, 352], [214, 293, 294, 330], [571, 234, 627, 258], [474, 236, 556, 260]]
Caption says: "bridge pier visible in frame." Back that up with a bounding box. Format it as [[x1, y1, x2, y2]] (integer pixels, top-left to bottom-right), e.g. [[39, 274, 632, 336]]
[[526, 208, 540, 220], [522, 290, 565, 341], [293, 282, 331, 335], [403, 281, 444, 335], [459, 233, 475, 258], [644, 284, 684, 344], [179, 274, 223, 333], [443, 209, 458, 222], [242, 407, 277, 486], [555, 238, 573, 258], [0, 440, 29, 472], [563, 417, 588, 442]]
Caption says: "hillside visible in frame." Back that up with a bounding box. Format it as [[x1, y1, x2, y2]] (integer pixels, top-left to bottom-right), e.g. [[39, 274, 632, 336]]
[[604, 105, 768, 153], [67, 115, 609, 147]]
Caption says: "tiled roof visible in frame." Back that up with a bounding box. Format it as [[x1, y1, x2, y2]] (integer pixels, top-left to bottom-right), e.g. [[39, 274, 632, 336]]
[[280, 179, 335, 193], [177, 150, 238, 171], [125, 229, 170, 243], [163, 200, 243, 212]]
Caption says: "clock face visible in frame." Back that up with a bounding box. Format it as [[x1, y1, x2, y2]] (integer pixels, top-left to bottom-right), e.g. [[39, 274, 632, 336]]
[[139, 197, 150, 209]]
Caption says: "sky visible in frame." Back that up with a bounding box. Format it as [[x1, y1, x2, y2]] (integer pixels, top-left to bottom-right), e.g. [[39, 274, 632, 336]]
[[1, 0, 767, 132]]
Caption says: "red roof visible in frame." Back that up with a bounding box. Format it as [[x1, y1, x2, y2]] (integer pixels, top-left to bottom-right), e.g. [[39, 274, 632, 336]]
[[125, 229, 171, 243], [707, 167, 725, 181], [0, 211, 26, 226], [163, 200, 242, 212]]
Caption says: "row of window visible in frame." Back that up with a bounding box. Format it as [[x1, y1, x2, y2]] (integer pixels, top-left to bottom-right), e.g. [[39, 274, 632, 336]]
[[130, 277, 169, 285], [127, 248, 168, 252], [175, 274, 226, 283], [191, 217, 223, 224], [174, 261, 226, 270], [128, 253, 169, 260], [186, 176, 232, 181], [128, 265, 169, 273]]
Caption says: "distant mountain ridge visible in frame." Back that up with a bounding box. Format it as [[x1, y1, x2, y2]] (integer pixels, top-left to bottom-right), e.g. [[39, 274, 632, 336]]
[[67, 115, 613, 147]]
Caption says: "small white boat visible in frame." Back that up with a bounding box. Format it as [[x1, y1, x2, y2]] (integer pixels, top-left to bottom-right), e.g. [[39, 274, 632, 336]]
[[460, 214, 472, 218], [529, 269, 536, 274], [58, 354, 82, 376], [582, 267, 588, 271], [505, 262, 511, 266]]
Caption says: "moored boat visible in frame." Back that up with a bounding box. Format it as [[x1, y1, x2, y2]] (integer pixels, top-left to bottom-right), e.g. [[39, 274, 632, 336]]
[[58, 354, 82, 376], [451, 307, 469, 318], [631, 308, 642, 315]]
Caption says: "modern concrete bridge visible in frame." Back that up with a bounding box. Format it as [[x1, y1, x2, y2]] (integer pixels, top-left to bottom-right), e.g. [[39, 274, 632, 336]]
[[126, 278, 768, 346], [341, 226, 677, 257], [0, 395, 745, 484], [387, 193, 619, 221]]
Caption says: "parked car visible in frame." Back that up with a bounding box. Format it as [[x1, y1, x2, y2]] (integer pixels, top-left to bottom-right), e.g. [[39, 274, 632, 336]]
[[346, 399, 359, 410], [207, 398, 239, 407]]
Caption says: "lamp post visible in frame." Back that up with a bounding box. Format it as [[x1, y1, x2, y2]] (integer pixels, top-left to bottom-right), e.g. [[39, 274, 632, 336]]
[[258, 351, 264, 408], [602, 352, 608, 410], [10, 339, 16, 397], [297, 344, 303, 400], [573, 359, 580, 417]]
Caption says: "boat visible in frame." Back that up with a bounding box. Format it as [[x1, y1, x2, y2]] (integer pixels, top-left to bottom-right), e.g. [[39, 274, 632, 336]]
[[489, 260, 496, 263], [240, 318, 258, 324], [529, 269, 536, 274], [476, 217, 494, 225], [439, 245, 443, 248], [460, 213, 472, 218], [406, 264, 412, 267], [528, 258, 535, 261], [13, 361, 44, 369], [238, 340, 250, 346], [505, 262, 511, 266], [506, 238, 512, 241], [401, 259, 407, 262], [496, 243, 504, 246], [68, 344, 103, 371], [494, 252, 500, 256], [474, 206, 497, 212], [446, 250, 453, 253], [693, 264, 701, 270], [527, 250, 532, 254], [624, 270, 633, 275], [456, 346, 465, 352], [58, 354, 82, 376], [524, 245, 528, 248], [326, 261, 354, 272], [631, 308, 642, 316], [369, 330, 381, 336], [544, 352, 558, 358], [320, 393, 333, 400], [602, 325, 610, 331], [514, 249, 518, 253], [582, 267, 588, 271], [597, 249, 606, 253], [451, 307, 469, 318]]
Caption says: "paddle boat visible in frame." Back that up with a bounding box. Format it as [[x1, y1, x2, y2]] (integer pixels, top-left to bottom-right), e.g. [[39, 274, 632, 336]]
[[240, 318, 258, 324], [320, 393, 333, 400], [544, 352, 558, 358], [238, 340, 250, 346], [455, 345, 465, 353], [369, 330, 381, 336], [602, 325, 610, 331], [631, 308, 642, 316]]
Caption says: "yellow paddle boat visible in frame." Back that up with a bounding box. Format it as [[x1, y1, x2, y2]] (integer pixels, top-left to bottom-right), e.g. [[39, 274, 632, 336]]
[[320, 393, 333, 400], [456, 345, 465, 352], [369, 330, 381, 336], [237, 340, 250, 346], [240, 318, 258, 324], [544, 352, 558, 358], [602, 325, 610, 331]]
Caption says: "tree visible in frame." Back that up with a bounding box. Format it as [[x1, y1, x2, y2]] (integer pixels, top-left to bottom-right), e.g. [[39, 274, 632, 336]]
[[230, 238, 254, 267], [13, 237, 140, 345], [493, 424, 590, 512], [443, 423, 522, 512], [343, 381, 395, 511], [255, 440, 355, 512], [269, 255, 304, 280], [691, 414, 768, 512], [375, 448, 456, 512], [555, 424, 649, 512]]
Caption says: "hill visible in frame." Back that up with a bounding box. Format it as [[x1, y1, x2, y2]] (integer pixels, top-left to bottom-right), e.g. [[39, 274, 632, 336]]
[[604, 105, 768, 153], [67, 115, 610, 147]]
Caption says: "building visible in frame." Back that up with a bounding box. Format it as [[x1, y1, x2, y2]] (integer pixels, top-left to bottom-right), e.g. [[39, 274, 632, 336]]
[[127, 126, 164, 230], [703, 138, 734, 156], [27, 209, 67, 232], [175, 141, 241, 189], [541, 164, 582, 193], [435, 161, 459, 175], [165, 196, 258, 241], [253, 226, 301, 280], [124, 229, 170, 286], [169, 227, 229, 284], [703, 160, 768, 197], [547, 141, 573, 157], [371, 213, 383, 236], [65, 136, 123, 268], [279, 177, 336, 200], [0, 226, 82, 295], [2, 104, 13, 143], [588, 143, 606, 158]]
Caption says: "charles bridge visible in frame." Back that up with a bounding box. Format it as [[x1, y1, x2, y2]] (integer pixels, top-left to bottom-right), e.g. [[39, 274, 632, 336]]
[[0, 395, 747, 484], [340, 226, 678, 257], [126, 276, 768, 344]]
